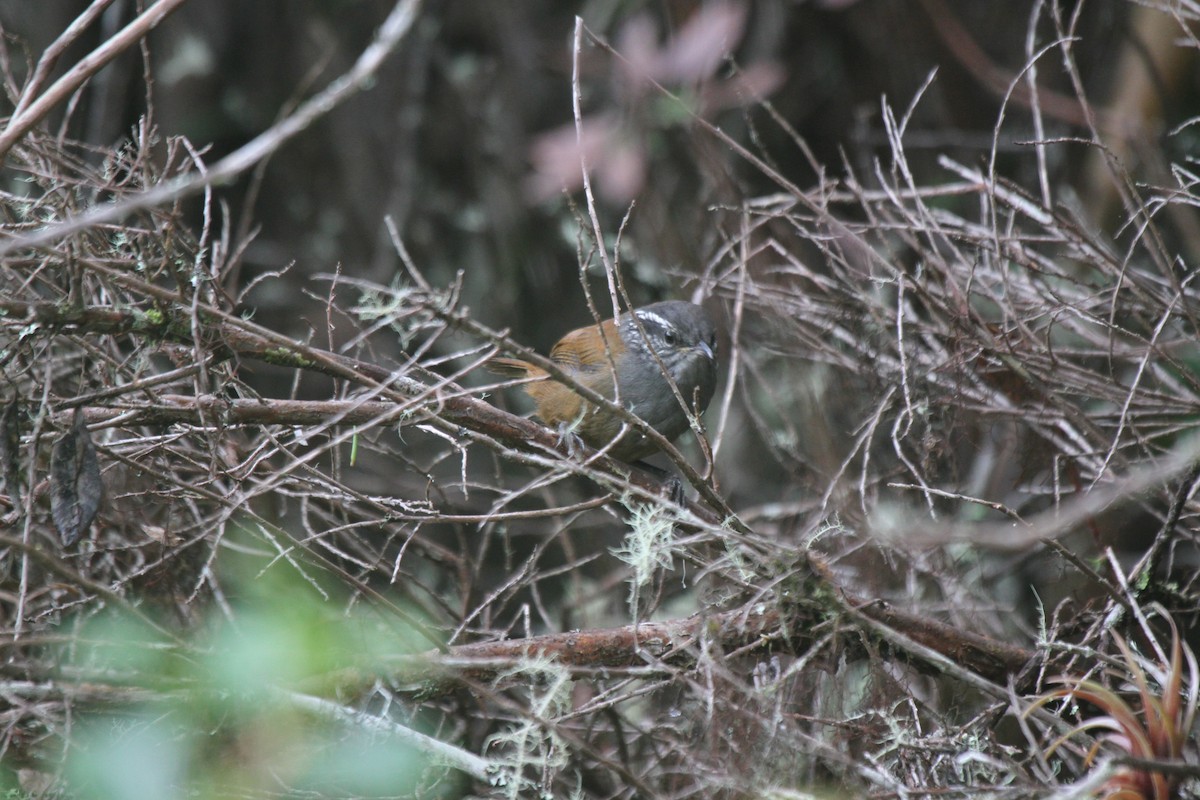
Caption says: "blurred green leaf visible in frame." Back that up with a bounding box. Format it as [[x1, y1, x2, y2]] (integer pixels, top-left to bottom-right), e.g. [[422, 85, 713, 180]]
[[67, 712, 192, 800], [59, 556, 445, 797]]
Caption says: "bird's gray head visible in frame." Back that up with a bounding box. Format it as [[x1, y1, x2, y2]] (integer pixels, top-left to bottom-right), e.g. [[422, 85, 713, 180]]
[[620, 300, 718, 403]]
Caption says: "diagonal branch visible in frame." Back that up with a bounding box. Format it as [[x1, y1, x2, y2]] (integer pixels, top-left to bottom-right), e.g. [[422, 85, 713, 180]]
[[0, 0, 424, 255]]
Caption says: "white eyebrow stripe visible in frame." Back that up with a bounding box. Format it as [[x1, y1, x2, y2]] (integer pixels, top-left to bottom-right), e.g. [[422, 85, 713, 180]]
[[634, 310, 674, 332]]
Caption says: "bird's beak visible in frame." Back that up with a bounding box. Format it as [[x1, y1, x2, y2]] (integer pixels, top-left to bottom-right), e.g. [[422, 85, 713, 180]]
[[697, 341, 715, 361]]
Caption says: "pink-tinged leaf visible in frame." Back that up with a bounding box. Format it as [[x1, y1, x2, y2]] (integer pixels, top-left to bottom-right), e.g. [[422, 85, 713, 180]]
[[526, 115, 621, 202], [655, 3, 747, 83], [595, 136, 646, 202], [616, 14, 660, 92], [698, 62, 786, 112]]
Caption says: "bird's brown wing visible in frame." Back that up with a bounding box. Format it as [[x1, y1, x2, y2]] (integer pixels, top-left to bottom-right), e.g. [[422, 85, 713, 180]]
[[547, 319, 621, 373]]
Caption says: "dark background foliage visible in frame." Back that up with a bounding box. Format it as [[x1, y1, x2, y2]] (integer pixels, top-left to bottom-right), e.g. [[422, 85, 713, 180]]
[[4, 1, 1149, 342]]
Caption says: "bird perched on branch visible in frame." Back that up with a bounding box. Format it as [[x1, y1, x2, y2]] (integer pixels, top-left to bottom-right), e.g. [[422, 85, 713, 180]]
[[489, 301, 718, 462]]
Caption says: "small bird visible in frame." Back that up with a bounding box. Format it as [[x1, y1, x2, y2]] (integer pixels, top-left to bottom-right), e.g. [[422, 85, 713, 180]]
[[490, 301, 718, 462]]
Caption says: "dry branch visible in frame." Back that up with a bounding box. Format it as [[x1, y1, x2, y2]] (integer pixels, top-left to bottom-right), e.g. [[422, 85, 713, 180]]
[[2, 2, 1199, 797]]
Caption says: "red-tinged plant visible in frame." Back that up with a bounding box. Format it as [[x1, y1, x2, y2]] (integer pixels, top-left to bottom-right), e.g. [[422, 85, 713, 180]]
[[1026, 610, 1198, 799]]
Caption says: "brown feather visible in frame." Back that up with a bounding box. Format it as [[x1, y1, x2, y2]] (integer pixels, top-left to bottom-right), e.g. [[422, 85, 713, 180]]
[[547, 319, 622, 372], [525, 380, 585, 426]]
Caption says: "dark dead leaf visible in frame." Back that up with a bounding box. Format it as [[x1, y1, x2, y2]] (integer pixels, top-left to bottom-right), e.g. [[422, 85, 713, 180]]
[[0, 397, 19, 500], [50, 408, 102, 546]]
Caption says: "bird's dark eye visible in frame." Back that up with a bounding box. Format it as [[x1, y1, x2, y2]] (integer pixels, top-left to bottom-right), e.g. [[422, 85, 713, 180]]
[[663, 330, 679, 346]]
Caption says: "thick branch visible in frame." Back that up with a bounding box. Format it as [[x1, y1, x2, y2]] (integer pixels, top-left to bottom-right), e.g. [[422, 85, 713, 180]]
[[390, 555, 1036, 694]]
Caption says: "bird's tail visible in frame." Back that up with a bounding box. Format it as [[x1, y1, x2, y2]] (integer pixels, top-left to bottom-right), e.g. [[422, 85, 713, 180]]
[[486, 357, 546, 379]]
